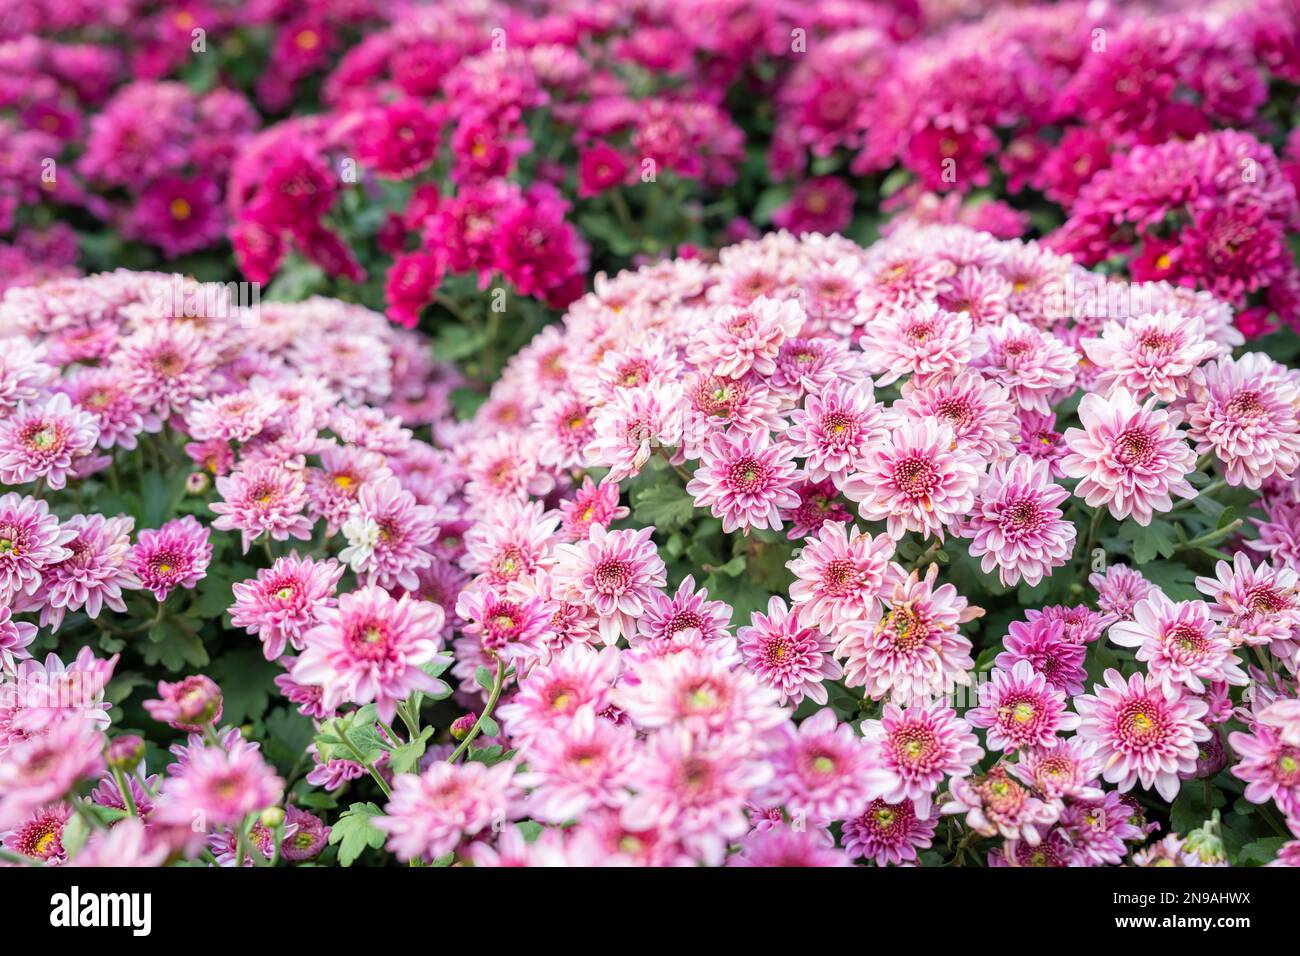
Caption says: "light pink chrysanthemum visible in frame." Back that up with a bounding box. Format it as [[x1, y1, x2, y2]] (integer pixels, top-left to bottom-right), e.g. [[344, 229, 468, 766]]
[[837, 562, 981, 703], [1082, 310, 1218, 402], [1074, 668, 1212, 801], [858, 301, 977, 387], [736, 596, 842, 706], [1183, 353, 1300, 490], [730, 825, 854, 867], [0, 338, 56, 413], [58, 365, 161, 451], [687, 296, 805, 379], [338, 476, 439, 591], [1109, 593, 1249, 694], [210, 463, 314, 554], [686, 428, 802, 535], [0, 493, 75, 604], [306, 444, 392, 536], [942, 766, 1060, 844], [292, 585, 448, 723], [557, 477, 629, 542], [550, 524, 666, 645], [635, 574, 732, 644], [143, 675, 224, 732], [155, 737, 283, 830], [787, 520, 894, 635], [0, 606, 36, 674], [1195, 552, 1300, 653], [128, 516, 212, 602], [967, 660, 1081, 753], [30, 514, 138, 632], [1089, 563, 1156, 627], [1008, 739, 1105, 801], [860, 698, 983, 817], [0, 715, 105, 827], [112, 321, 217, 415], [496, 643, 622, 745], [786, 381, 887, 483], [455, 583, 552, 666], [514, 706, 636, 823], [841, 420, 983, 541], [1229, 717, 1300, 819], [960, 455, 1076, 587], [376, 759, 519, 862], [0, 393, 100, 490], [585, 382, 685, 483], [842, 798, 936, 866], [972, 317, 1078, 414], [1060, 387, 1197, 525], [893, 369, 1019, 463], [230, 554, 345, 661], [2, 803, 71, 865]]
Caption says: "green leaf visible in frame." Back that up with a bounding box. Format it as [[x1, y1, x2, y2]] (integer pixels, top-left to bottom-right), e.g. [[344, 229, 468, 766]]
[[207, 648, 280, 725], [141, 619, 209, 671], [478, 715, 500, 738], [475, 666, 495, 691], [389, 727, 435, 775], [631, 483, 696, 529], [1126, 518, 1177, 564], [328, 802, 387, 867], [1237, 837, 1287, 866]]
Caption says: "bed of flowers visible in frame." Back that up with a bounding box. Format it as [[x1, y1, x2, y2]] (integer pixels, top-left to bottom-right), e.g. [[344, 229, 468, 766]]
[[4, 219, 1300, 868]]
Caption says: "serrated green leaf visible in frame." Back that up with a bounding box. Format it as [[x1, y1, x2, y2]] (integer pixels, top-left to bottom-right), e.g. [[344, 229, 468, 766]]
[[389, 727, 435, 775], [328, 802, 387, 867]]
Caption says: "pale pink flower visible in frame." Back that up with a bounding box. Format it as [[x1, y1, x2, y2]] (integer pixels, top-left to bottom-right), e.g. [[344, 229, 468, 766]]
[[549, 524, 666, 645], [685, 428, 802, 535], [786, 520, 894, 635], [634, 574, 732, 645], [967, 660, 1081, 753], [1060, 387, 1197, 525], [230, 554, 345, 660], [686, 296, 804, 378], [972, 316, 1078, 414], [960, 455, 1076, 587], [30, 514, 138, 631], [0, 493, 74, 604], [1089, 563, 1156, 627], [785, 380, 887, 483], [736, 596, 842, 706], [338, 476, 438, 591], [514, 706, 636, 823], [0, 393, 100, 490], [858, 301, 976, 387], [1195, 552, 1300, 652], [893, 369, 1019, 464], [1109, 593, 1249, 693], [860, 698, 983, 817], [585, 382, 685, 482], [1082, 310, 1217, 403], [210, 462, 314, 554], [760, 707, 876, 822], [942, 767, 1060, 844]]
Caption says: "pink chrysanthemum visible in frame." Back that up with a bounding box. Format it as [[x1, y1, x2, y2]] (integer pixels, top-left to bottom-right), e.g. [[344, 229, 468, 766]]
[[1109, 593, 1248, 693], [496, 643, 622, 746], [514, 706, 636, 823], [0, 493, 74, 604], [128, 516, 212, 602], [1060, 387, 1197, 525], [1008, 739, 1104, 802], [550, 524, 666, 645], [1015, 409, 1068, 476], [58, 365, 160, 451], [842, 798, 936, 866], [155, 737, 283, 830], [787, 520, 894, 635], [730, 825, 854, 867], [306, 444, 391, 536], [112, 321, 216, 415], [840, 420, 982, 541], [375, 760, 518, 862], [1229, 720, 1300, 818], [2, 803, 71, 865], [635, 574, 732, 645], [858, 301, 976, 387], [455, 583, 552, 666], [0, 715, 105, 827], [1074, 668, 1212, 801], [963, 455, 1075, 587], [585, 382, 685, 483], [0, 393, 100, 490], [780, 479, 853, 541], [994, 616, 1088, 697], [1090, 563, 1156, 627], [942, 766, 1060, 844], [29, 514, 138, 632], [736, 596, 842, 706], [1182, 353, 1300, 490], [338, 476, 439, 592], [1057, 791, 1145, 866], [786, 381, 887, 483], [687, 296, 805, 379], [1082, 310, 1218, 403], [143, 675, 224, 733], [210, 463, 314, 555], [293, 585, 448, 723], [1195, 553, 1300, 653], [557, 477, 628, 543], [836, 563, 981, 703], [972, 317, 1078, 414], [893, 369, 1019, 464], [230, 554, 345, 661], [0, 339, 56, 414], [686, 428, 802, 535], [0, 606, 37, 674], [967, 660, 1081, 753], [860, 698, 983, 817]]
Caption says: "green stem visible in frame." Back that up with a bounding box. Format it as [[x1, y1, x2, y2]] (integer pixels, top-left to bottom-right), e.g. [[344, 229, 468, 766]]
[[337, 725, 392, 797], [0, 847, 45, 866], [112, 767, 139, 818], [1175, 519, 1243, 554], [447, 661, 508, 763]]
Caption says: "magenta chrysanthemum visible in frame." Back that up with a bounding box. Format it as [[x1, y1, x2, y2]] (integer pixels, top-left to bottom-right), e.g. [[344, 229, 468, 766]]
[[128, 516, 212, 602], [861, 697, 983, 817], [787, 520, 894, 635], [230, 554, 345, 661]]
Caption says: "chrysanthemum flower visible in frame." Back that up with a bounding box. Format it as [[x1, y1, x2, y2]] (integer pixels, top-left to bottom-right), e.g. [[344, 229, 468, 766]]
[[338, 476, 438, 591], [860, 697, 983, 817], [375, 760, 519, 862], [1074, 668, 1212, 801], [230, 554, 344, 661], [128, 515, 212, 602], [736, 596, 842, 706], [1014, 408, 1068, 476], [729, 825, 854, 867], [787, 520, 894, 635], [836, 562, 980, 703], [635, 574, 732, 644], [858, 301, 977, 387], [514, 706, 636, 823], [28, 514, 138, 632], [585, 382, 685, 482], [961, 455, 1076, 587], [0, 393, 100, 490], [840, 420, 983, 541], [1090, 563, 1156, 628], [0, 715, 105, 827], [1229, 720, 1300, 818], [550, 524, 666, 645], [1060, 387, 1197, 525], [1195, 553, 1300, 655], [1082, 310, 1218, 402], [143, 675, 224, 733], [496, 643, 622, 746], [967, 660, 1081, 752], [0, 606, 36, 675], [1109, 593, 1248, 693], [786, 380, 887, 483], [2, 803, 71, 865], [1182, 353, 1300, 489], [211, 462, 314, 555], [1008, 739, 1104, 801], [112, 321, 217, 415], [155, 737, 283, 830], [292, 585, 448, 723], [893, 369, 1019, 464], [306, 444, 391, 536], [0, 338, 56, 413], [942, 766, 1060, 844], [994, 616, 1088, 697], [687, 296, 804, 379], [455, 583, 552, 667], [842, 798, 936, 866], [972, 316, 1078, 414], [58, 365, 161, 451], [780, 479, 854, 540], [686, 428, 802, 535], [1056, 791, 1146, 866]]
